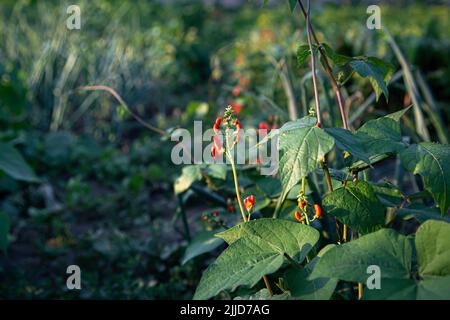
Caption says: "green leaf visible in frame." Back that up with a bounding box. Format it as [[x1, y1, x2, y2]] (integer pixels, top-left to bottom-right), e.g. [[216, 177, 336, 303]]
[[363, 278, 418, 300], [0, 211, 10, 253], [322, 181, 385, 234], [297, 45, 314, 67], [174, 165, 202, 194], [416, 276, 450, 299], [355, 117, 405, 156], [204, 164, 227, 180], [279, 126, 335, 195], [257, 177, 281, 198], [324, 128, 370, 165], [0, 143, 39, 182], [194, 219, 319, 300], [217, 219, 319, 261], [310, 228, 412, 283], [415, 220, 450, 277], [364, 277, 450, 300], [397, 204, 450, 223], [116, 104, 128, 120], [320, 43, 352, 67], [400, 143, 450, 215], [256, 115, 317, 148], [349, 58, 395, 101], [312, 221, 450, 300], [385, 106, 412, 121], [372, 181, 404, 207], [288, 0, 297, 12], [182, 230, 224, 265], [285, 245, 338, 300]]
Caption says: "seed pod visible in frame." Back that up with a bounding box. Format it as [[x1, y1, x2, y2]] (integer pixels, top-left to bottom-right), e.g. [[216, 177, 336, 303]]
[[244, 195, 255, 213], [314, 204, 322, 218]]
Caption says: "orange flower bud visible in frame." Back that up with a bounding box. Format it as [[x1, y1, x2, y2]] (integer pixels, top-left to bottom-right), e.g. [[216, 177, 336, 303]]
[[244, 195, 255, 213], [299, 200, 306, 210], [295, 210, 302, 222], [213, 117, 222, 133], [232, 102, 243, 114], [314, 204, 322, 218]]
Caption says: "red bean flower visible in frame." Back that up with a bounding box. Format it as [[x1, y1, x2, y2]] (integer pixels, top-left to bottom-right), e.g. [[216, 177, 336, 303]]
[[232, 86, 241, 97], [314, 204, 322, 218], [213, 117, 222, 133], [295, 210, 303, 222], [244, 195, 255, 213]]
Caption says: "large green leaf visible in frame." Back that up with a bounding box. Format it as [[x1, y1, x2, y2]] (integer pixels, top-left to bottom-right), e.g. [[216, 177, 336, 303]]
[[364, 276, 450, 300], [194, 219, 319, 300], [355, 117, 405, 157], [415, 220, 450, 277], [372, 181, 404, 207], [349, 57, 395, 101], [322, 181, 385, 234], [0, 143, 39, 182], [257, 115, 317, 147], [312, 221, 450, 300], [285, 245, 338, 300], [310, 228, 412, 283], [181, 230, 224, 265], [400, 143, 450, 215], [216, 219, 319, 262], [320, 43, 352, 67], [279, 126, 335, 195], [324, 128, 370, 164]]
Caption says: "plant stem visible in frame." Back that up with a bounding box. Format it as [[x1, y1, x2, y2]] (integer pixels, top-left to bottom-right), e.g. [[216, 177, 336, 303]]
[[263, 276, 274, 296], [229, 155, 248, 223], [305, 0, 321, 126], [226, 137, 274, 296], [358, 283, 363, 300], [80, 85, 166, 136], [297, 0, 348, 130]]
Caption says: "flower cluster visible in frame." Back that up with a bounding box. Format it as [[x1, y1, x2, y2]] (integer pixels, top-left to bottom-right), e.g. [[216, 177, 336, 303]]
[[294, 193, 322, 223]]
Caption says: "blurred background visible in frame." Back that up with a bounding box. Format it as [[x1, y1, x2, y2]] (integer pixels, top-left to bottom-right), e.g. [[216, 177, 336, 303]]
[[0, 0, 449, 299]]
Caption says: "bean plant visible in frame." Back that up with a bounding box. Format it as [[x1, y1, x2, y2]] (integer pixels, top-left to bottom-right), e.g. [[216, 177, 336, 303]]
[[177, 0, 450, 300]]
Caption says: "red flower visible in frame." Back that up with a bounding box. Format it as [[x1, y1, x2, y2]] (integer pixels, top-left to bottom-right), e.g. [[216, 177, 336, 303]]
[[235, 120, 242, 142], [213, 117, 222, 133], [232, 86, 241, 97], [213, 210, 219, 217], [235, 119, 242, 131], [259, 122, 269, 130], [232, 102, 243, 114], [244, 195, 255, 213], [295, 210, 302, 222], [299, 200, 306, 210]]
